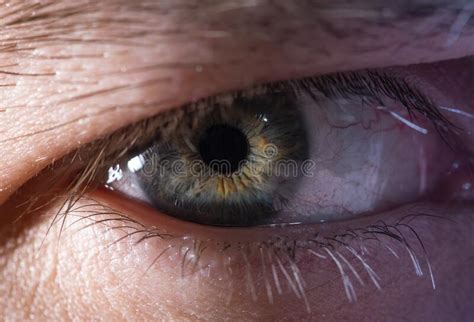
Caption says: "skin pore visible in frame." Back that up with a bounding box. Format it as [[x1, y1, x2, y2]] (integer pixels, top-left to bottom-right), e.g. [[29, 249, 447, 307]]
[[0, 1, 473, 320]]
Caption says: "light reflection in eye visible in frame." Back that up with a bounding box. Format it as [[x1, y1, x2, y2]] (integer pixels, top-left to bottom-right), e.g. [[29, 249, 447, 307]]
[[102, 70, 472, 226], [127, 155, 146, 173]]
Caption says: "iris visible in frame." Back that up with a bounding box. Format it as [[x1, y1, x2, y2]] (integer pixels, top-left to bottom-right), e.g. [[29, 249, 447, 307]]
[[132, 91, 308, 226]]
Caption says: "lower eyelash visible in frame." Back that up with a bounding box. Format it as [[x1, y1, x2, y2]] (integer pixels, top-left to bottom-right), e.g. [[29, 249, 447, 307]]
[[43, 190, 443, 313]]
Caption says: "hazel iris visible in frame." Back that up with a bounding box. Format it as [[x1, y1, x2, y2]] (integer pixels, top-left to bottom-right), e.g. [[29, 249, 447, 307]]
[[133, 91, 308, 226]]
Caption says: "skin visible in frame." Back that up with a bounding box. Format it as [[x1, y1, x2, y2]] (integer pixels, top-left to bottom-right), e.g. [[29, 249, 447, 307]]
[[0, 1, 473, 320]]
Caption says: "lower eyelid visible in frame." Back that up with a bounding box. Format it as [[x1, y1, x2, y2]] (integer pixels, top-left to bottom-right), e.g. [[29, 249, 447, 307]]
[[62, 190, 472, 313], [89, 187, 458, 246], [3, 168, 472, 318]]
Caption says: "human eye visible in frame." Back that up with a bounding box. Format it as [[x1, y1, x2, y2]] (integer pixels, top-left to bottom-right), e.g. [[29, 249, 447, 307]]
[[1, 2, 474, 321], [101, 71, 467, 227]]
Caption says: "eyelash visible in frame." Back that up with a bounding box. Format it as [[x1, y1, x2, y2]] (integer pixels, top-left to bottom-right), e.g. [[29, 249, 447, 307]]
[[73, 69, 460, 168], [50, 195, 445, 311], [34, 69, 457, 309]]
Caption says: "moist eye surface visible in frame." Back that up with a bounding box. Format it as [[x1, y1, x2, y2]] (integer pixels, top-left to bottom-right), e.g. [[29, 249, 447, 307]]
[[103, 71, 466, 227]]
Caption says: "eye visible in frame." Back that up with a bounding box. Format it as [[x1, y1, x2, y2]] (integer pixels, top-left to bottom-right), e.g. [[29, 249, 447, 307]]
[[100, 70, 471, 227]]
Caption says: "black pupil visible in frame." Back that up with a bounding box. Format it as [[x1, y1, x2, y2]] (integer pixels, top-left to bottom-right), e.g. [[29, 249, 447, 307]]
[[199, 124, 249, 174]]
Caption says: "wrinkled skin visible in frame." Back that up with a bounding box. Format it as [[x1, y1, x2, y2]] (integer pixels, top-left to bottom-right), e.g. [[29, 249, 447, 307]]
[[0, 1, 473, 321]]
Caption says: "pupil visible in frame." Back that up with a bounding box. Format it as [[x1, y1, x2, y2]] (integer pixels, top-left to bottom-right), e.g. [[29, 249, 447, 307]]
[[199, 124, 249, 174]]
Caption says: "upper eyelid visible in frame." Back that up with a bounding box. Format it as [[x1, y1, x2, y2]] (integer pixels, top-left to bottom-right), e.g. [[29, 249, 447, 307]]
[[1, 1, 470, 33], [2, 3, 474, 204], [1, 1, 473, 129], [1, 1, 472, 66]]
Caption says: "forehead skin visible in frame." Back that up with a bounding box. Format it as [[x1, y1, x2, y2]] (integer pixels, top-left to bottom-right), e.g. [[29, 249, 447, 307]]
[[0, 0, 473, 202]]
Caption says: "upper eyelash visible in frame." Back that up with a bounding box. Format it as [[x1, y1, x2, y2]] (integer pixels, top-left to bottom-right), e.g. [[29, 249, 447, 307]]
[[105, 70, 461, 165], [187, 71, 461, 149], [294, 72, 458, 145]]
